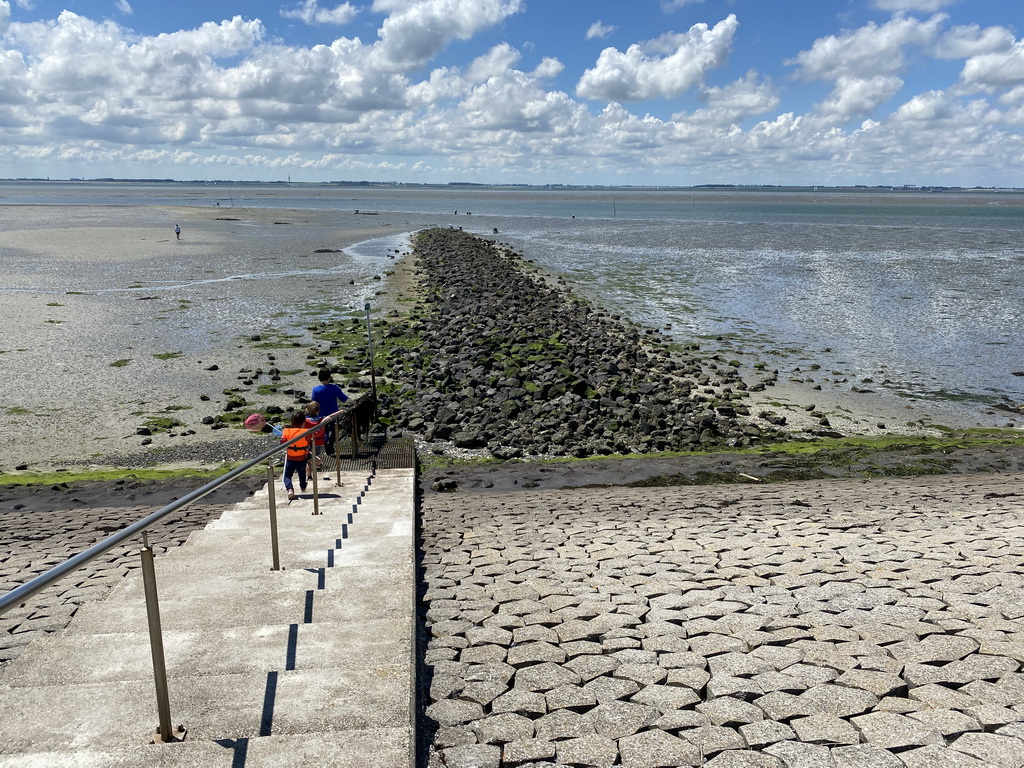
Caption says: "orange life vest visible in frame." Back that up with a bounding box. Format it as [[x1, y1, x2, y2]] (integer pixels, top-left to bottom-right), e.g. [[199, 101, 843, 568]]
[[281, 427, 310, 461]]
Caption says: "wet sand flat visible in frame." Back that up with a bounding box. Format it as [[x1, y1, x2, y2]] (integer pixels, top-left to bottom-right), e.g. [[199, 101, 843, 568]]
[[0, 203, 414, 470]]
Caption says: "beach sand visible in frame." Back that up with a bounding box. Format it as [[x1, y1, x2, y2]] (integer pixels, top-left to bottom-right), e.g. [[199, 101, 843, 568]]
[[0, 203, 417, 471]]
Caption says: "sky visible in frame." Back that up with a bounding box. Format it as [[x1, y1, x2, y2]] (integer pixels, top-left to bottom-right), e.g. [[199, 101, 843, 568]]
[[0, 0, 1022, 186]]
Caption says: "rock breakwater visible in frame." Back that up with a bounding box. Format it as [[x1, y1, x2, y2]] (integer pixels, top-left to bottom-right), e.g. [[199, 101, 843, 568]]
[[380, 229, 769, 459]]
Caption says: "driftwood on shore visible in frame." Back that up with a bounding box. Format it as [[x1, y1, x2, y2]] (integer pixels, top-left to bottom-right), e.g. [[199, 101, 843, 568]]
[[380, 229, 770, 459]]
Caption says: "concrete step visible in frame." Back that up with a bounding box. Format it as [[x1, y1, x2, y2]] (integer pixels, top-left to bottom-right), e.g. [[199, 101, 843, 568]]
[[0, 467, 416, 767]]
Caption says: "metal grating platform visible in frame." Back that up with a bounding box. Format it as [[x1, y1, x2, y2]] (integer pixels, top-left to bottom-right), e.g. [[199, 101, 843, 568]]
[[319, 436, 417, 473]]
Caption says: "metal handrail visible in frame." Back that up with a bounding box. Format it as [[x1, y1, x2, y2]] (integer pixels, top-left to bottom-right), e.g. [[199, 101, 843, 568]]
[[0, 407, 349, 618]]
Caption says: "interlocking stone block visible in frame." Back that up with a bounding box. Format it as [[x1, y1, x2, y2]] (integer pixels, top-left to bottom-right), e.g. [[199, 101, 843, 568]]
[[653, 709, 712, 732], [555, 735, 618, 768], [709, 652, 776, 678], [789, 713, 861, 746], [763, 740, 836, 768], [618, 727, 702, 768], [460, 681, 508, 706], [750, 645, 805, 670], [697, 697, 765, 727], [703, 750, 784, 767], [964, 704, 1024, 731], [898, 744, 1001, 768], [834, 669, 905, 698], [659, 651, 707, 669], [513, 624, 559, 644], [584, 674, 641, 703], [799, 683, 878, 717], [907, 708, 983, 738], [908, 682, 980, 710], [465, 661, 516, 685], [886, 634, 980, 664], [738, 720, 796, 749], [614, 662, 668, 686], [501, 738, 557, 766], [850, 711, 943, 750], [642, 636, 691, 653], [706, 675, 767, 700], [490, 688, 547, 717], [680, 725, 746, 757], [754, 691, 824, 721], [632, 683, 702, 712], [466, 626, 514, 647], [474, 712, 535, 745], [831, 743, 906, 768], [507, 641, 567, 668], [586, 699, 659, 739], [514, 661, 582, 691], [667, 667, 712, 690], [427, 698, 486, 727], [440, 743, 501, 768], [556, 619, 602, 643], [534, 709, 597, 741], [545, 684, 598, 712], [565, 654, 620, 681], [951, 732, 1024, 768], [433, 725, 478, 749]]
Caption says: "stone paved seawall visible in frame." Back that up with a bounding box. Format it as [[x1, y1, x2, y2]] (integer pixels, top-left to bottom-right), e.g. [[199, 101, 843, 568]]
[[0, 476, 264, 672], [420, 473, 1024, 767]]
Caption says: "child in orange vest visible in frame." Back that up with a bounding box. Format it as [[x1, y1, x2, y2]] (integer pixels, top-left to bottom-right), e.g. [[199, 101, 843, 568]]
[[304, 401, 327, 475], [280, 411, 310, 501]]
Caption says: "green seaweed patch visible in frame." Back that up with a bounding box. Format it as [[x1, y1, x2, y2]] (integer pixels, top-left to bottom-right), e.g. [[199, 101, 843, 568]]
[[0, 465, 261, 487], [110, 359, 132, 368], [142, 416, 186, 433], [3, 406, 32, 416], [153, 351, 184, 360], [46, 302, 63, 307], [44, 319, 64, 324]]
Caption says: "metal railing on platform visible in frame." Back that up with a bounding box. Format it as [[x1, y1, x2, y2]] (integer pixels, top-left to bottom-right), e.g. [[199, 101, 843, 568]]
[[0, 397, 375, 744]]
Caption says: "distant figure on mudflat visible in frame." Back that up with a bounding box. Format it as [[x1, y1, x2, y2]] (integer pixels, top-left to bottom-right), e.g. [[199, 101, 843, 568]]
[[174, 224, 181, 240]]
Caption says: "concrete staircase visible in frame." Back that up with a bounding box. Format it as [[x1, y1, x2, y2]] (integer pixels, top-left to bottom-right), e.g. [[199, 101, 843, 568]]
[[0, 467, 416, 767]]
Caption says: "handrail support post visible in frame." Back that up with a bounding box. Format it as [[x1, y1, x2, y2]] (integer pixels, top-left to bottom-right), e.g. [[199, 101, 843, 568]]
[[267, 463, 281, 570], [140, 533, 185, 743]]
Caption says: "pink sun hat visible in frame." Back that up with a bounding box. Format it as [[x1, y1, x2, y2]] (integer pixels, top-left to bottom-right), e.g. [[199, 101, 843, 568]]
[[244, 413, 268, 431]]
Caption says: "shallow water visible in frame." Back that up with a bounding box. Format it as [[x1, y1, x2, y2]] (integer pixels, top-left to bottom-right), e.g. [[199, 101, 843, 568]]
[[3, 182, 1022, 423]]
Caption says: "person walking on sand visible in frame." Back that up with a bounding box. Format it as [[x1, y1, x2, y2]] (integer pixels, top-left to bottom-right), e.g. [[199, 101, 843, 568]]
[[174, 224, 181, 240], [311, 368, 348, 450]]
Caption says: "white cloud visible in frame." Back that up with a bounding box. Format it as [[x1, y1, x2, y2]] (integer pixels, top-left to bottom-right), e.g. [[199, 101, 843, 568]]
[[820, 74, 905, 119], [586, 21, 614, 41], [684, 71, 779, 125], [893, 89, 953, 121], [281, 1, 358, 26], [576, 14, 738, 102], [116, 0, 132, 15], [369, 0, 523, 73], [936, 23, 1015, 59], [531, 57, 562, 79], [790, 14, 946, 81], [0, 1, 10, 36], [959, 41, 1024, 90]]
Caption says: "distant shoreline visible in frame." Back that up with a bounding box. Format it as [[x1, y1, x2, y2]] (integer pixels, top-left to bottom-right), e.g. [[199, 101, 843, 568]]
[[4, 178, 1024, 195]]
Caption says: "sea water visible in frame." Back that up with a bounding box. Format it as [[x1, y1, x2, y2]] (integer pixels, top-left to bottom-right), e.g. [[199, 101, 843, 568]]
[[2, 182, 1022, 421]]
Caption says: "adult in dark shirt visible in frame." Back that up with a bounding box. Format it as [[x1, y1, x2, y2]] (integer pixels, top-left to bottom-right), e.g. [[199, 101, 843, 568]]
[[311, 369, 348, 448]]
